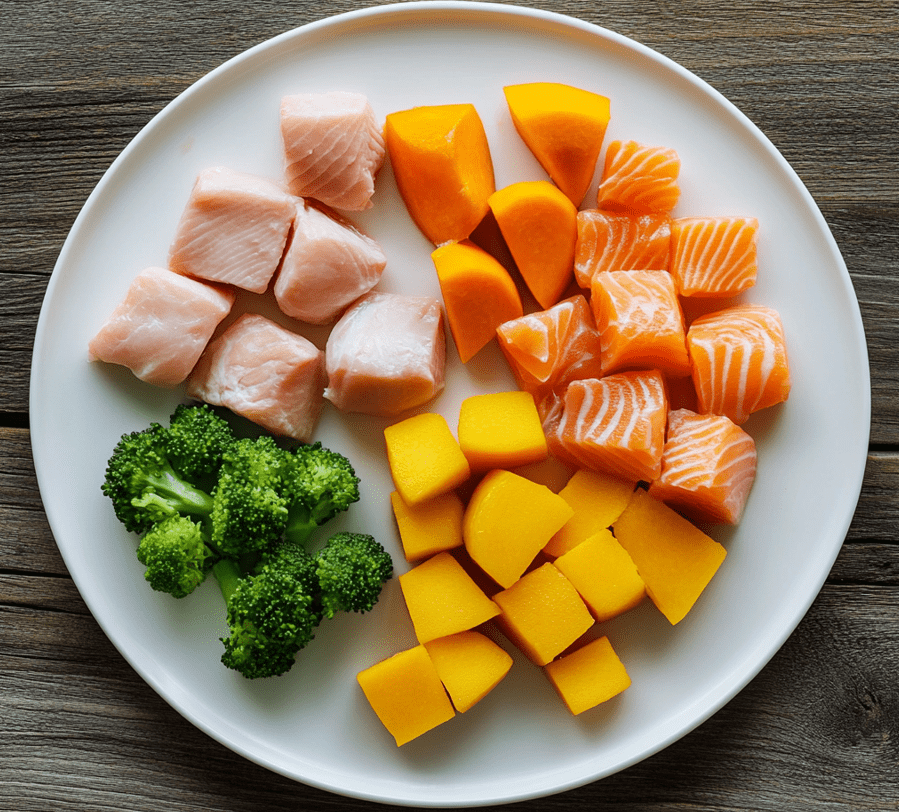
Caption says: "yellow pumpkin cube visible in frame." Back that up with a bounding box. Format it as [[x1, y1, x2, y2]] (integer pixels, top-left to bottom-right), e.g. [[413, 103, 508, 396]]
[[457, 390, 548, 472], [398, 551, 501, 643], [553, 530, 646, 622], [384, 412, 471, 506], [357, 644, 455, 746], [390, 490, 464, 562], [463, 469, 575, 589], [612, 488, 726, 625], [493, 563, 594, 666], [544, 635, 631, 715], [544, 468, 636, 558], [424, 630, 513, 712]]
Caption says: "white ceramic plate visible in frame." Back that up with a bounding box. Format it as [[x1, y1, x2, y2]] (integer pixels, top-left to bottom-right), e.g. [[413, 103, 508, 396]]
[[30, 2, 870, 806]]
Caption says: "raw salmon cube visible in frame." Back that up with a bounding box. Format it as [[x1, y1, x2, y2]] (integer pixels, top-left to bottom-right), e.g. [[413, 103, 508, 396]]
[[670, 216, 759, 297], [186, 313, 326, 442], [280, 91, 386, 211], [324, 291, 445, 417], [596, 140, 681, 216], [169, 167, 295, 293], [496, 294, 604, 404], [648, 408, 757, 525], [574, 210, 671, 288], [557, 370, 669, 483], [88, 266, 235, 387], [273, 200, 386, 325], [591, 269, 690, 377], [686, 304, 791, 425]]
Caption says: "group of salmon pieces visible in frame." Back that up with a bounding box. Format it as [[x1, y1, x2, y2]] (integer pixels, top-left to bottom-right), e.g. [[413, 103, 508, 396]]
[[500, 140, 791, 526], [88, 91, 445, 441]]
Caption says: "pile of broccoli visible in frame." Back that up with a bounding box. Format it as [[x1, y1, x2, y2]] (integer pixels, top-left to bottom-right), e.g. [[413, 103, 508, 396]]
[[101, 403, 393, 679]]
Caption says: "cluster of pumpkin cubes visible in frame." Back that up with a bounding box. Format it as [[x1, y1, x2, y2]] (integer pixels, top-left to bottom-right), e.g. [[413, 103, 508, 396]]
[[356, 391, 726, 746]]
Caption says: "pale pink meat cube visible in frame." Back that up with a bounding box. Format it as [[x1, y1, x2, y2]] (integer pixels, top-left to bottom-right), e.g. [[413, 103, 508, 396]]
[[88, 266, 235, 387], [280, 92, 386, 211], [169, 167, 295, 293], [186, 313, 326, 442], [273, 200, 386, 325], [324, 291, 445, 417]]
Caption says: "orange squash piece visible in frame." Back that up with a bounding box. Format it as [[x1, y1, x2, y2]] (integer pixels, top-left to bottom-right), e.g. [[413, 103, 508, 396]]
[[357, 644, 455, 746], [463, 469, 575, 589], [544, 635, 631, 715], [553, 530, 646, 622], [457, 390, 548, 472], [384, 103, 495, 246], [384, 412, 471, 506], [612, 488, 726, 625], [504, 83, 611, 207], [544, 468, 636, 558], [398, 551, 501, 643], [424, 630, 513, 712], [488, 181, 578, 308], [390, 489, 464, 562], [431, 240, 523, 363], [493, 562, 594, 666]]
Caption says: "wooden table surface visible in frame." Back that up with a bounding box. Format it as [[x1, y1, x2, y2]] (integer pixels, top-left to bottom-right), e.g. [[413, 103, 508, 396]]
[[2, 1, 898, 810]]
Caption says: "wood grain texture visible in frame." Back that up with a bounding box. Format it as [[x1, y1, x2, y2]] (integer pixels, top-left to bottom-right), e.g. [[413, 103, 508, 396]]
[[2, 1, 898, 810]]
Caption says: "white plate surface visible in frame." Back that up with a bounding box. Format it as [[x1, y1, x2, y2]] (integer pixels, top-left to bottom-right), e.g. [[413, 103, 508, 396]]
[[30, 2, 870, 806]]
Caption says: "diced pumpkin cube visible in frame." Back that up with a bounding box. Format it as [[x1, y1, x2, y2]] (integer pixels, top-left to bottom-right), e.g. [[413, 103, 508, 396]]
[[544, 468, 636, 558], [463, 469, 575, 589], [544, 636, 631, 715], [553, 530, 646, 622], [612, 488, 726, 625], [432, 240, 524, 364], [493, 563, 594, 666], [503, 83, 611, 207], [384, 413, 471, 506], [384, 103, 495, 246], [457, 390, 548, 472], [488, 180, 578, 309], [390, 490, 464, 562], [424, 630, 513, 712], [398, 551, 501, 643], [357, 644, 455, 746]]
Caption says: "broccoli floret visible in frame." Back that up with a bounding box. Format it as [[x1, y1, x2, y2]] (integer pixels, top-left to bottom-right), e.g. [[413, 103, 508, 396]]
[[282, 442, 361, 546], [136, 515, 215, 598], [315, 532, 393, 619], [102, 423, 216, 535], [164, 403, 235, 486], [209, 436, 292, 560], [213, 557, 320, 679]]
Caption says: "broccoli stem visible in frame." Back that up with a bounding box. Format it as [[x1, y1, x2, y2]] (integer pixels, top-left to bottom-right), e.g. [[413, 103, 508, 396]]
[[212, 558, 243, 605], [139, 466, 215, 517], [283, 505, 319, 548]]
